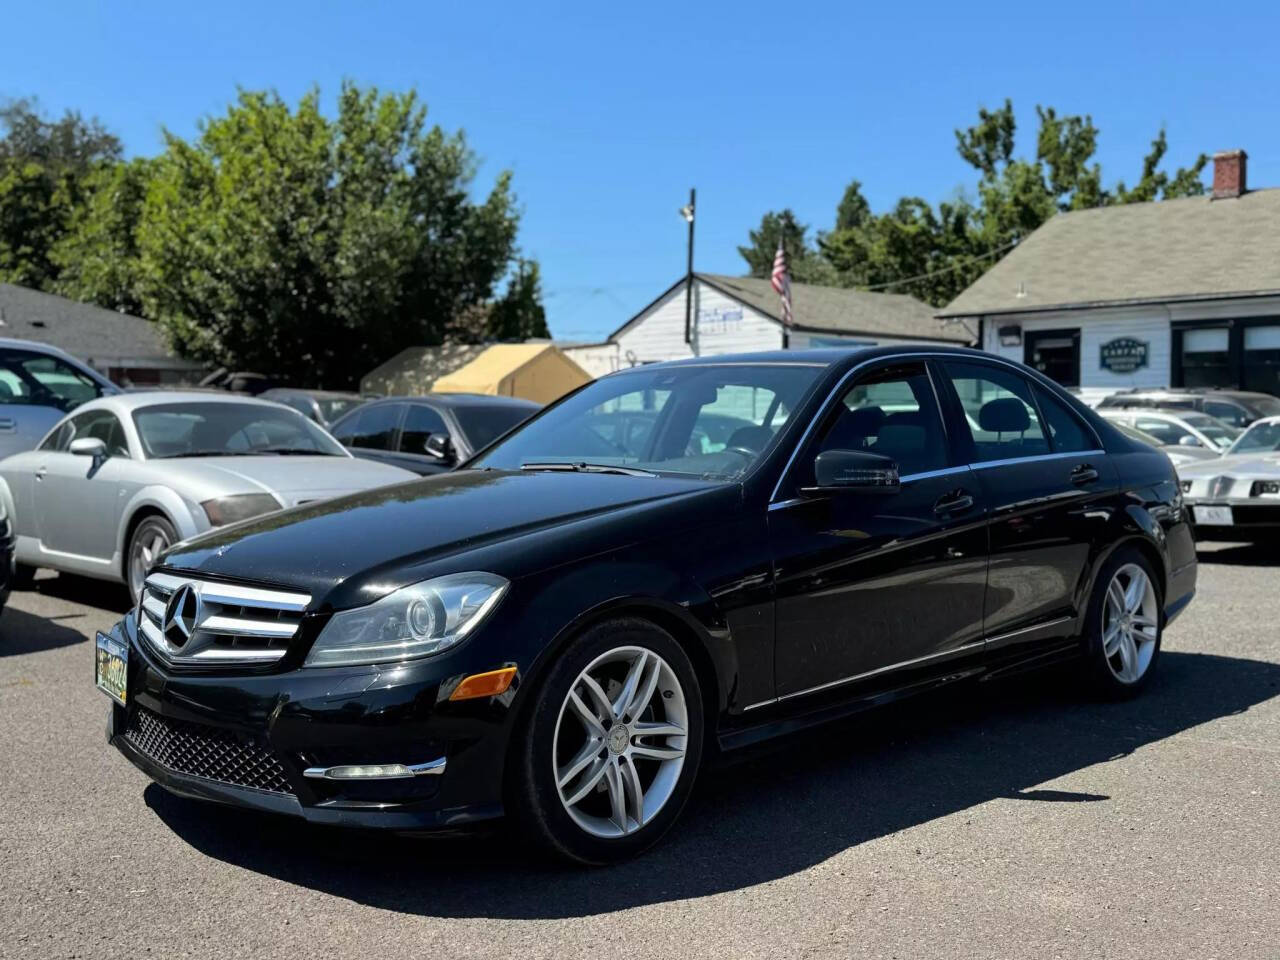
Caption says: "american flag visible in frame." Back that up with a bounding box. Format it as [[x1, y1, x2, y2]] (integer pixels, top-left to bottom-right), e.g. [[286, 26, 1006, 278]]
[[770, 238, 793, 327]]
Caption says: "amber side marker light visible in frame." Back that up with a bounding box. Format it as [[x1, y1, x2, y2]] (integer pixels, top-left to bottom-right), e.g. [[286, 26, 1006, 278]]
[[449, 666, 517, 701]]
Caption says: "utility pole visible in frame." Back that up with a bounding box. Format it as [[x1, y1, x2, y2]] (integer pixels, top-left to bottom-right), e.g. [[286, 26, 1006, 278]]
[[680, 188, 696, 349]]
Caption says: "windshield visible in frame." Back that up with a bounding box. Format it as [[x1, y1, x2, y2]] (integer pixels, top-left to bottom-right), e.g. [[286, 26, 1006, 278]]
[[453, 403, 538, 450], [1253, 396, 1280, 417], [472, 363, 825, 479], [1227, 420, 1280, 456], [318, 396, 364, 422], [133, 402, 348, 459], [1181, 413, 1241, 449]]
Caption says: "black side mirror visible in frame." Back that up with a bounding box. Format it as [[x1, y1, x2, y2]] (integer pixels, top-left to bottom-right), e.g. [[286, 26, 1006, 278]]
[[424, 433, 456, 463], [804, 449, 900, 495]]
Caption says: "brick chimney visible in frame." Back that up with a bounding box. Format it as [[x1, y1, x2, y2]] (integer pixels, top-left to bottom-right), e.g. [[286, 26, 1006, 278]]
[[1212, 149, 1247, 198]]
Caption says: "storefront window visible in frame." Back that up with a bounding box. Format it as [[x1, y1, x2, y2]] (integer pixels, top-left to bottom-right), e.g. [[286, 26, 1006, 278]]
[[1179, 328, 1231, 388], [1243, 325, 1280, 394]]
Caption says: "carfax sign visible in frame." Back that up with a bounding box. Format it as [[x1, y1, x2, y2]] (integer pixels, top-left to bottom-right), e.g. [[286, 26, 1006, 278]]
[[1099, 337, 1149, 374]]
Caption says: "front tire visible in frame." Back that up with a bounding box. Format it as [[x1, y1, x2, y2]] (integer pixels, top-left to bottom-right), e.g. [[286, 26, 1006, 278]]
[[10, 562, 36, 590], [127, 515, 177, 604], [509, 618, 705, 865], [1083, 547, 1163, 699]]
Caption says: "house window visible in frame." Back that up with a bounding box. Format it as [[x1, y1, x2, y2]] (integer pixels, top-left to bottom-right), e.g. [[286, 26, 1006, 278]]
[[1177, 328, 1231, 388], [1243, 325, 1280, 394]]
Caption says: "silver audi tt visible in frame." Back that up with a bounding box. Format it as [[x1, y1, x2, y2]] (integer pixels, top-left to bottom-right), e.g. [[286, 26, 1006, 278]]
[[0, 392, 416, 600], [1178, 415, 1280, 542]]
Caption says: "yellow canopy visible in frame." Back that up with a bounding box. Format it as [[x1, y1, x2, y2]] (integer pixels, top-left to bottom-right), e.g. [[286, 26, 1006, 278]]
[[432, 343, 591, 405]]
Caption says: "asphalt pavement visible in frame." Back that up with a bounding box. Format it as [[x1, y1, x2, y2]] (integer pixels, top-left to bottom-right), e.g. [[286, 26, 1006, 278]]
[[1, 544, 1277, 959]]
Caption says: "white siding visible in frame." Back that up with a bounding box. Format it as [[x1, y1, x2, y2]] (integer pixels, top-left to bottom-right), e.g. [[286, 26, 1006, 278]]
[[980, 305, 1172, 390], [613, 279, 781, 364], [561, 342, 621, 378]]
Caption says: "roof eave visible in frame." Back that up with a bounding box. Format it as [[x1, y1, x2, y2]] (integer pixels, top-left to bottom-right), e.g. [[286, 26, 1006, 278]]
[[937, 287, 1280, 320]]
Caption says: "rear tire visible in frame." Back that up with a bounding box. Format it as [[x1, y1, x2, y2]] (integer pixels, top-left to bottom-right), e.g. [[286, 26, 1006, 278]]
[[126, 515, 177, 604], [1082, 547, 1163, 699], [508, 618, 705, 865]]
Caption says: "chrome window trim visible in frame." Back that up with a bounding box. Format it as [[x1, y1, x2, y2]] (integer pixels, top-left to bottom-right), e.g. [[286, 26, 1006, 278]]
[[769, 350, 1108, 504], [968, 449, 1106, 471]]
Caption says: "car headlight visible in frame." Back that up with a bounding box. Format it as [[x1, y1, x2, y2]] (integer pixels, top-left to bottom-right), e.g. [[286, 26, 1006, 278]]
[[304, 572, 509, 668], [201, 494, 281, 526]]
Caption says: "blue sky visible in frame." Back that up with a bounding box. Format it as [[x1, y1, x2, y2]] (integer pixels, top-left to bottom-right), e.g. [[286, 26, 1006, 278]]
[[5, 1, 1279, 341]]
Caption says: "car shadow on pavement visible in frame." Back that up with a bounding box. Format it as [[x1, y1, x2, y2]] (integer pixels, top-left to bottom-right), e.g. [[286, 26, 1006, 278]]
[[1195, 542, 1280, 567], [31, 573, 133, 614], [0, 605, 88, 657], [145, 650, 1280, 919]]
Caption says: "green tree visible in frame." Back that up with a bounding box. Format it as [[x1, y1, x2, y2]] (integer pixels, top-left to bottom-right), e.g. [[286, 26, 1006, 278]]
[[806, 100, 1208, 307], [134, 83, 533, 387], [489, 259, 549, 341], [0, 98, 121, 289], [51, 157, 154, 313], [737, 209, 836, 285]]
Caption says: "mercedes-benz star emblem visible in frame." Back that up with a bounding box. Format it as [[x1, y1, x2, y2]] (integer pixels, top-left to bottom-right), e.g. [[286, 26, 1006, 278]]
[[162, 584, 201, 648]]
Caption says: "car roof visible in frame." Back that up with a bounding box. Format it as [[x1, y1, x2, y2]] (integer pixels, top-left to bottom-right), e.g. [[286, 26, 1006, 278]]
[[362, 393, 540, 409], [263, 387, 362, 400], [71, 391, 298, 414], [613, 344, 991, 373]]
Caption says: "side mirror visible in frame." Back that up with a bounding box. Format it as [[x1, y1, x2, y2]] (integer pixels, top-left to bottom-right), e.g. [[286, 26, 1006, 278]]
[[424, 433, 456, 463], [805, 449, 900, 495], [1177, 435, 1202, 447], [69, 437, 107, 459]]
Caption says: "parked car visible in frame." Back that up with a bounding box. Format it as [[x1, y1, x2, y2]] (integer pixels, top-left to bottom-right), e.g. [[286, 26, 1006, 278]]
[[1178, 415, 1280, 541], [0, 392, 415, 600], [329, 394, 540, 475], [259, 388, 366, 428], [95, 346, 1195, 863], [1098, 387, 1280, 429], [1099, 408, 1239, 453], [1110, 421, 1221, 468], [0, 338, 118, 459]]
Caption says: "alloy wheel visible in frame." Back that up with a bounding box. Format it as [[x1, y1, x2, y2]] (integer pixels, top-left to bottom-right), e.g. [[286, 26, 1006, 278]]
[[129, 524, 171, 601], [552, 645, 688, 839], [1101, 563, 1158, 684]]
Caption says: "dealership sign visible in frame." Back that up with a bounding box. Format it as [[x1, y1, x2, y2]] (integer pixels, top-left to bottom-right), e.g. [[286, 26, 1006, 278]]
[[1100, 337, 1149, 374]]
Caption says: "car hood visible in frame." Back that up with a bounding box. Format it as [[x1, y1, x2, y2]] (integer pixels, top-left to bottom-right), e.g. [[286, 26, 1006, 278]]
[[160, 468, 731, 606], [1177, 452, 1280, 479], [145, 455, 415, 505]]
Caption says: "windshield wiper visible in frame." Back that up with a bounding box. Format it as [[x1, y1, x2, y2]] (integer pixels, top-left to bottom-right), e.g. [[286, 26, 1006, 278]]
[[520, 461, 657, 477], [156, 450, 257, 459], [255, 447, 330, 456]]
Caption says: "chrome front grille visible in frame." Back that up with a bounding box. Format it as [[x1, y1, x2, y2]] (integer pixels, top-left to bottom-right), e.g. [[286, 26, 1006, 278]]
[[138, 572, 311, 666]]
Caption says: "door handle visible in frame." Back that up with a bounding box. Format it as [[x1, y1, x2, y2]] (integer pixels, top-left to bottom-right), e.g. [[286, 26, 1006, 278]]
[[34, 465, 47, 481], [1070, 464, 1100, 485], [934, 490, 975, 515], [0, 417, 15, 433]]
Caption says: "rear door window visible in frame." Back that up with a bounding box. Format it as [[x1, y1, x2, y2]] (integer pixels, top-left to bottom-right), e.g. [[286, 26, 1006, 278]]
[[343, 404, 405, 451], [940, 361, 1049, 462], [1032, 385, 1096, 453]]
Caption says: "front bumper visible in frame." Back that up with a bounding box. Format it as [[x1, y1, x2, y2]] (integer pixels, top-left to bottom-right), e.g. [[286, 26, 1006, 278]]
[[103, 612, 513, 830], [1186, 499, 1280, 540]]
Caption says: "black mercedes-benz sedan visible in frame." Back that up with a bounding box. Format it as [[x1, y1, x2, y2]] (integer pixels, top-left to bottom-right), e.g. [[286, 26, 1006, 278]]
[[96, 346, 1197, 864]]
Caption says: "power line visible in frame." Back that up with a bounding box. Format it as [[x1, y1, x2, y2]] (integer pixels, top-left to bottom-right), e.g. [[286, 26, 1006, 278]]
[[857, 239, 1019, 291]]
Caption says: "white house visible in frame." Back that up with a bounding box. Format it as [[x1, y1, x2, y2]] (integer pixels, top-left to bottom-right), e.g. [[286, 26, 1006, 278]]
[[939, 150, 1280, 403], [577, 273, 969, 374]]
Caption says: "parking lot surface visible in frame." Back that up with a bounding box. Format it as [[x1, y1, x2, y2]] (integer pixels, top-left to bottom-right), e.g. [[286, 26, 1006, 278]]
[[2, 544, 1278, 960]]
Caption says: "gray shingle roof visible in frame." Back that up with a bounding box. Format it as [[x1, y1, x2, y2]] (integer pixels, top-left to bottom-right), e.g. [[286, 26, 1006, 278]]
[[697, 274, 969, 342], [0, 283, 191, 367], [939, 188, 1280, 318]]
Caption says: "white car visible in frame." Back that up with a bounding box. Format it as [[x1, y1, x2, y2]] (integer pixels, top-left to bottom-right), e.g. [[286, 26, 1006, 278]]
[[0, 392, 416, 600], [0, 338, 119, 458], [1178, 416, 1280, 542], [1099, 409, 1239, 456]]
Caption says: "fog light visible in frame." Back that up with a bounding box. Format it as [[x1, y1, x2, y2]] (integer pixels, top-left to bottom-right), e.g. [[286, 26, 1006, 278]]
[[303, 757, 446, 779]]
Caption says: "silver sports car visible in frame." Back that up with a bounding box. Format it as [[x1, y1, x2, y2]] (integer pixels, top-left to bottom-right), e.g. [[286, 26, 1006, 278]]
[[0, 392, 417, 600], [1178, 415, 1280, 542]]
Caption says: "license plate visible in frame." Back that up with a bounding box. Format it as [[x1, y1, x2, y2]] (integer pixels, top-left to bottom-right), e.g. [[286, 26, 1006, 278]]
[[1194, 505, 1234, 526], [95, 632, 128, 706]]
